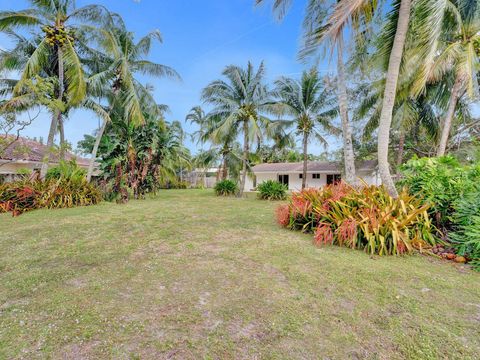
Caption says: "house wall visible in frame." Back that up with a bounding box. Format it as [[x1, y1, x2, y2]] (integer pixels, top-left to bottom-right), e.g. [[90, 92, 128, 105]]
[[243, 170, 381, 192]]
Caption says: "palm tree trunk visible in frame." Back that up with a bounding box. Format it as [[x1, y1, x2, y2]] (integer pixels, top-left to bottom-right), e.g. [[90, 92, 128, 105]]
[[87, 86, 119, 183], [222, 154, 228, 180], [87, 118, 107, 182], [40, 47, 64, 179], [238, 120, 249, 197], [59, 116, 65, 160], [437, 74, 463, 156], [302, 132, 308, 189], [396, 130, 405, 175], [337, 35, 357, 186], [377, 0, 412, 197]]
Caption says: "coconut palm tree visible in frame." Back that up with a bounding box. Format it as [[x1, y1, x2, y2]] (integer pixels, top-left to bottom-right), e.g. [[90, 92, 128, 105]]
[[201, 62, 279, 197], [356, 77, 440, 170], [83, 22, 180, 182], [186, 106, 210, 144], [187, 106, 241, 181], [274, 68, 338, 188], [256, 0, 373, 186], [411, 0, 480, 156], [0, 0, 112, 178]]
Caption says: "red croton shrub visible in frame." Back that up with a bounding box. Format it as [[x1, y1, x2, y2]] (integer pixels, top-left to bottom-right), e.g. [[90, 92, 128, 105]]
[[276, 183, 437, 256]]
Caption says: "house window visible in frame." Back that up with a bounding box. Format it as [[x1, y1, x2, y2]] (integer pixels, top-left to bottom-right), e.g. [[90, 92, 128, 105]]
[[278, 174, 289, 186], [312, 173, 321, 179], [298, 174, 302, 179], [327, 174, 341, 185]]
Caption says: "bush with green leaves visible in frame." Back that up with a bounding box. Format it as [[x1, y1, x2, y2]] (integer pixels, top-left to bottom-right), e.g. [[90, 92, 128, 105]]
[[399, 156, 480, 228], [46, 160, 87, 182], [214, 179, 238, 196], [257, 180, 288, 200], [400, 156, 480, 268], [450, 190, 480, 271]]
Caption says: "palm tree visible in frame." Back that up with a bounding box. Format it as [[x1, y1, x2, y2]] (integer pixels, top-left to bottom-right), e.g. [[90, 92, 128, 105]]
[[186, 106, 210, 144], [274, 68, 338, 189], [83, 23, 180, 182], [256, 0, 367, 186], [356, 77, 440, 171], [374, 0, 413, 196], [201, 62, 277, 197], [0, 0, 112, 178], [187, 106, 240, 180], [412, 0, 480, 156]]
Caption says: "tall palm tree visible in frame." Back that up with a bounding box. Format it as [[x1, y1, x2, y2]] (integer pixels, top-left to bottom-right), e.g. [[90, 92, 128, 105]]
[[187, 106, 241, 180], [412, 0, 479, 156], [0, 0, 112, 178], [201, 62, 277, 197], [256, 0, 369, 186], [274, 68, 338, 188], [356, 77, 441, 170], [84, 23, 180, 182], [186, 106, 210, 144]]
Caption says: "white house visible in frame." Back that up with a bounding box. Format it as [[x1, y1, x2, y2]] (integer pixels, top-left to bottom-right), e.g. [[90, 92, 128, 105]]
[[244, 160, 380, 191]]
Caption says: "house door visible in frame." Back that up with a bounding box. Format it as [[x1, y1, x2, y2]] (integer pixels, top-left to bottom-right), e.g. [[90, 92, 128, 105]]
[[278, 174, 289, 187]]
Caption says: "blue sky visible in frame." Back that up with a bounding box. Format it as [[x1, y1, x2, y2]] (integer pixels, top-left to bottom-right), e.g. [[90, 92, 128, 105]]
[[0, 0, 338, 154]]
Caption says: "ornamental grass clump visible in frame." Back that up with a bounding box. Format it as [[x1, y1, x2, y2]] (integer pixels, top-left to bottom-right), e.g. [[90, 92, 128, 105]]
[[276, 183, 437, 256], [214, 179, 238, 196], [257, 180, 287, 200]]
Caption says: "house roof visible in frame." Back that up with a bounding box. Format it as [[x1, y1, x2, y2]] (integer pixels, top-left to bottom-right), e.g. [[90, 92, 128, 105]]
[[0, 136, 90, 166], [251, 160, 378, 173]]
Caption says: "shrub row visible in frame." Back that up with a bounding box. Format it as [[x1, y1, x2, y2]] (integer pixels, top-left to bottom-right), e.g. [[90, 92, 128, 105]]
[[0, 178, 102, 217], [276, 183, 437, 256], [0, 161, 102, 216]]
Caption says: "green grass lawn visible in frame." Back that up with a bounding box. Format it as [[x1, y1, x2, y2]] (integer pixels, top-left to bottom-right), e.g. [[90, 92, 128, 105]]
[[1, 190, 479, 359]]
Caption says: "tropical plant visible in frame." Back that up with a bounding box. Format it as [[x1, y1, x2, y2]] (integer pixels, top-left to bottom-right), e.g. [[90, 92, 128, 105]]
[[355, 78, 441, 170], [450, 189, 480, 270], [273, 68, 338, 188], [202, 62, 282, 197], [411, 0, 480, 156], [83, 22, 180, 181], [46, 159, 86, 181], [277, 183, 436, 255], [0, 0, 112, 177], [97, 111, 190, 201], [256, 0, 361, 186], [399, 156, 480, 229], [0, 177, 101, 216], [187, 107, 242, 181], [214, 179, 238, 196], [257, 180, 288, 200]]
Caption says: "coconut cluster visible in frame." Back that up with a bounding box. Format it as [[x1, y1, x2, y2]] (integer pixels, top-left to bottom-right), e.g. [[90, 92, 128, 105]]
[[42, 25, 75, 47]]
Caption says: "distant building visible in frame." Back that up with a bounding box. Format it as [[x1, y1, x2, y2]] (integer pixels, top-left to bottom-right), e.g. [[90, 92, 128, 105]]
[[0, 137, 92, 182], [184, 167, 221, 188], [244, 160, 380, 191]]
